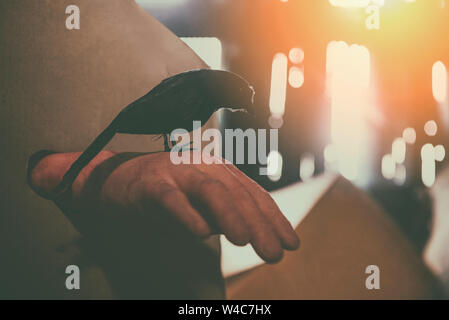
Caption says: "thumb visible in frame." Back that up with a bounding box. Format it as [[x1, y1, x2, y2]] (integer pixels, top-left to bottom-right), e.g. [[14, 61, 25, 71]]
[[27, 151, 76, 199], [27, 150, 116, 200]]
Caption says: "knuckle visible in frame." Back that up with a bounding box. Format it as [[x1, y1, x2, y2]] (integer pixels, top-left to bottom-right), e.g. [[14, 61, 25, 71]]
[[234, 182, 250, 196], [157, 183, 179, 201], [133, 178, 165, 202], [198, 178, 225, 193]]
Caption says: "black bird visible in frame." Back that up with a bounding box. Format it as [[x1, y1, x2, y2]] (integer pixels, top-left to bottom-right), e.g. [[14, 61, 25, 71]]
[[52, 69, 255, 197]]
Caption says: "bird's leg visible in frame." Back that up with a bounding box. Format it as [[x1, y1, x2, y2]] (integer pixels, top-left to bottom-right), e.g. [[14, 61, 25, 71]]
[[180, 141, 195, 151], [163, 134, 171, 152]]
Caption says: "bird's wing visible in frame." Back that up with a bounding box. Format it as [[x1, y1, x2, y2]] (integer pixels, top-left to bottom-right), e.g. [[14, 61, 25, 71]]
[[116, 71, 212, 134], [145, 70, 213, 123]]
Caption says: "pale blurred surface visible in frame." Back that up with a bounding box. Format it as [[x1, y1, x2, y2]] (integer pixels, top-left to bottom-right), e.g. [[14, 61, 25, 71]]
[[222, 173, 338, 278], [226, 178, 440, 300], [425, 166, 449, 296]]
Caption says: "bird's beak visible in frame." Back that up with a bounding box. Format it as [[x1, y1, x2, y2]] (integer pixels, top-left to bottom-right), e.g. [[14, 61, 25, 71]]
[[245, 103, 256, 117], [245, 86, 256, 117], [247, 87, 256, 116]]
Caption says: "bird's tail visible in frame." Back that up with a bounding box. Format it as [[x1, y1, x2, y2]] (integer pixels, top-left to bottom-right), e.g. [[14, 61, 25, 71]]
[[51, 120, 118, 199]]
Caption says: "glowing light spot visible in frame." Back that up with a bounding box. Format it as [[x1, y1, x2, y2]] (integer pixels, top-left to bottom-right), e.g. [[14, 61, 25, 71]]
[[392, 138, 406, 164], [326, 41, 371, 182], [267, 151, 283, 182], [421, 144, 436, 187], [289, 48, 305, 64], [421, 144, 435, 161], [269, 53, 288, 117], [382, 155, 396, 180], [402, 128, 416, 145], [394, 163, 407, 186], [268, 114, 284, 129], [324, 144, 337, 163], [432, 61, 448, 104], [435, 145, 446, 162], [288, 66, 305, 88], [300, 154, 315, 181], [424, 120, 438, 137]]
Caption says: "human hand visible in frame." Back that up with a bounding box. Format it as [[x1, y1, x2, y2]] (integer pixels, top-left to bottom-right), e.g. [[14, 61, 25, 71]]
[[29, 151, 299, 263]]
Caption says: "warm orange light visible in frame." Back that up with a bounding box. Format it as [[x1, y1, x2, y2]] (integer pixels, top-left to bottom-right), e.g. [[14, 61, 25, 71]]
[[424, 120, 438, 137], [328, 0, 384, 7], [403, 128, 417, 145], [289, 48, 305, 64], [288, 66, 305, 88], [327, 41, 372, 181], [432, 61, 448, 104], [329, 0, 370, 7]]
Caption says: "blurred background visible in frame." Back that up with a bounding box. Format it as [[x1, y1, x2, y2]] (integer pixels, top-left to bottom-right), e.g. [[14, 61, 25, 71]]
[[137, 0, 449, 251]]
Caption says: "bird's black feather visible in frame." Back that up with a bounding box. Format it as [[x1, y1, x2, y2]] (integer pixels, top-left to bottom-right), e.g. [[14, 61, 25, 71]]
[[116, 69, 254, 134]]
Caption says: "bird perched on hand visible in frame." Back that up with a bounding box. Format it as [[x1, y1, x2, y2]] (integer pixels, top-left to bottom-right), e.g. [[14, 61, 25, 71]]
[[52, 69, 255, 197]]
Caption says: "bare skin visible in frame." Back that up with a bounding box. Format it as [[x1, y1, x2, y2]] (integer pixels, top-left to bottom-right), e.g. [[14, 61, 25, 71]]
[[29, 151, 300, 264]]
